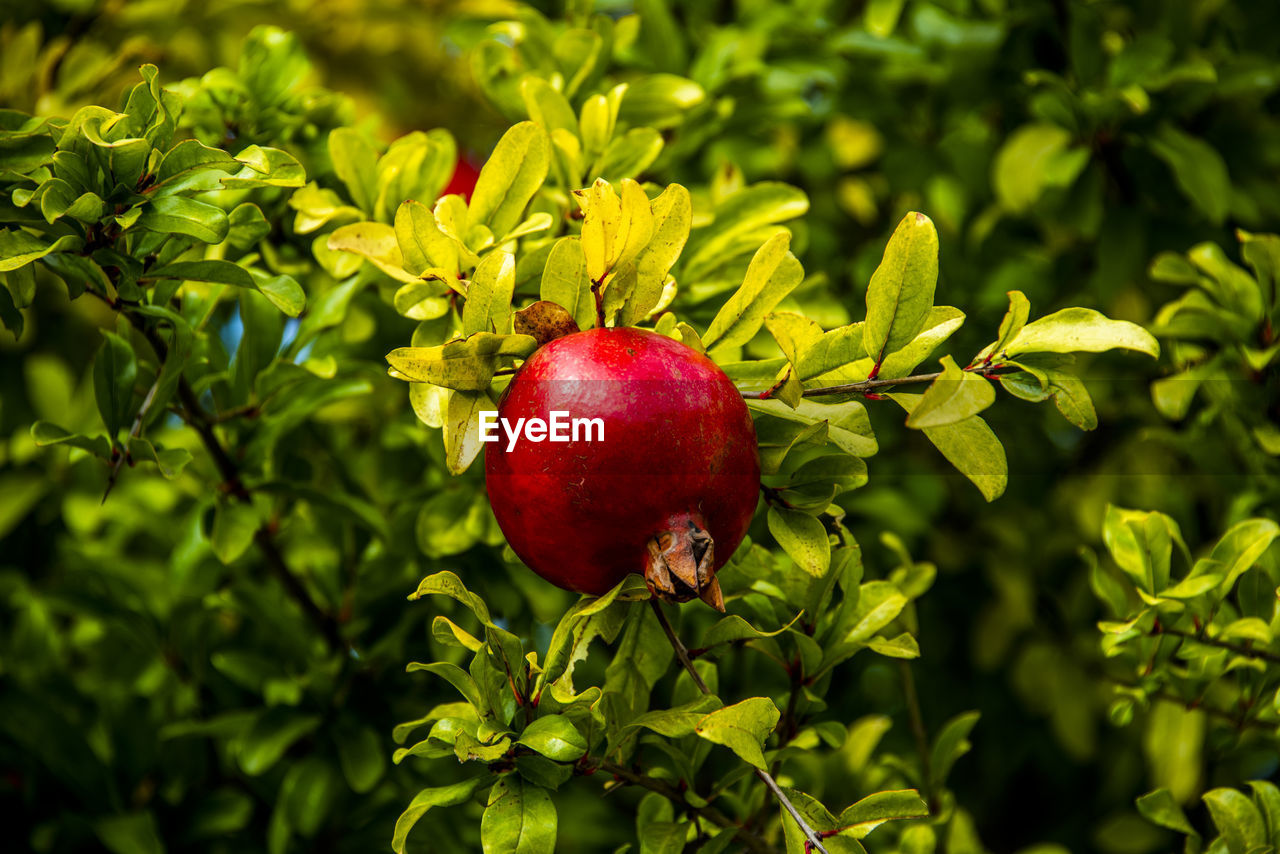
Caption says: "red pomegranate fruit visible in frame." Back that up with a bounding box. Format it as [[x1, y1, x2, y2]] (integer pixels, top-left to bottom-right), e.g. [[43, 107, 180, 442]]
[[441, 157, 481, 201], [484, 327, 761, 610]]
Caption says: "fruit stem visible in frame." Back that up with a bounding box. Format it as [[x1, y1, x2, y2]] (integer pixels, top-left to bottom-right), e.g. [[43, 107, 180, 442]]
[[590, 273, 607, 328], [647, 599, 830, 854]]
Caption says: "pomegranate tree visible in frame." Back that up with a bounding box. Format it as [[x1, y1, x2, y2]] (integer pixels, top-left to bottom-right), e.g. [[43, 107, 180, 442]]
[[484, 327, 760, 611]]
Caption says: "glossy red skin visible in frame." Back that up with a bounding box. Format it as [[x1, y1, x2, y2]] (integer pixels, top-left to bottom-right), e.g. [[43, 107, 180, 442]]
[[441, 158, 480, 201], [485, 328, 761, 594]]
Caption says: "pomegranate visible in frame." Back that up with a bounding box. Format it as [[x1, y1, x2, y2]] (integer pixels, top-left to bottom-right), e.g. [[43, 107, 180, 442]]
[[484, 327, 760, 610], [442, 157, 481, 201]]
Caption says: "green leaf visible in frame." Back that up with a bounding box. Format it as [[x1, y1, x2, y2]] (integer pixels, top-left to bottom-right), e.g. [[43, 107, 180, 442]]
[[704, 232, 805, 350], [1102, 506, 1183, 594], [1209, 518, 1280, 590], [1135, 789, 1199, 838], [748, 399, 878, 458], [863, 212, 939, 363], [874, 307, 965, 379], [464, 251, 517, 335], [95, 812, 164, 854], [622, 696, 725, 740], [281, 757, 339, 838], [992, 124, 1083, 213], [375, 129, 457, 222], [30, 422, 111, 458], [1004, 307, 1159, 358], [767, 506, 831, 577], [541, 237, 595, 331], [1203, 788, 1267, 854], [618, 183, 691, 326], [227, 203, 270, 250], [237, 709, 320, 776], [211, 501, 261, 564], [409, 570, 494, 624], [126, 438, 192, 479], [152, 139, 239, 193], [394, 280, 451, 321], [535, 575, 647, 693], [1247, 782, 1280, 851], [395, 199, 461, 278], [618, 73, 705, 129], [0, 230, 82, 272], [836, 790, 929, 838], [891, 394, 1006, 500], [405, 661, 484, 709], [866, 0, 908, 37], [135, 197, 229, 243], [445, 389, 496, 474], [469, 122, 550, 240], [695, 697, 781, 771], [290, 182, 363, 234], [1149, 124, 1230, 225], [386, 333, 535, 391], [929, 710, 980, 790], [335, 724, 386, 795], [844, 581, 908, 644], [866, 633, 920, 659], [702, 613, 804, 652], [521, 77, 578, 137], [979, 290, 1031, 360], [147, 259, 253, 288], [906, 356, 995, 429], [328, 129, 379, 211], [481, 775, 558, 854], [393, 777, 488, 854], [1145, 701, 1204, 804], [327, 221, 415, 282], [594, 127, 665, 183], [1046, 371, 1097, 430], [517, 715, 587, 762], [683, 182, 808, 282], [93, 331, 137, 437]]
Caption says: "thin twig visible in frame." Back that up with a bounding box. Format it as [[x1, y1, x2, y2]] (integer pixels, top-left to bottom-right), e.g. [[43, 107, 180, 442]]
[[597, 760, 776, 854], [1100, 675, 1275, 732], [740, 372, 940, 400], [898, 660, 935, 811], [1155, 627, 1280, 665], [647, 599, 830, 854], [102, 375, 162, 503], [88, 286, 347, 655]]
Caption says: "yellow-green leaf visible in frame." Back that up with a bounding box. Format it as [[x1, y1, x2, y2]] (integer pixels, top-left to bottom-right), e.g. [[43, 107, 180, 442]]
[[863, 212, 938, 363], [695, 697, 780, 771], [906, 356, 996, 429], [540, 237, 595, 330], [468, 121, 550, 240], [463, 251, 516, 335], [386, 333, 536, 391], [704, 232, 805, 350]]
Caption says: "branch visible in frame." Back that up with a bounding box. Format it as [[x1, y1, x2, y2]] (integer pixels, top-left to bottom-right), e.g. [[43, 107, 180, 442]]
[[596, 760, 776, 854], [898, 660, 935, 812], [1155, 627, 1280, 665], [1100, 675, 1274, 733], [89, 287, 347, 655], [648, 599, 830, 854], [102, 373, 162, 503], [740, 372, 940, 400]]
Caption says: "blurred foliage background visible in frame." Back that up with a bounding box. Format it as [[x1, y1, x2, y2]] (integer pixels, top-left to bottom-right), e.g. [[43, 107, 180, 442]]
[[2, 0, 1278, 852]]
